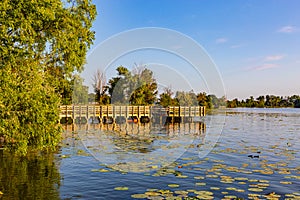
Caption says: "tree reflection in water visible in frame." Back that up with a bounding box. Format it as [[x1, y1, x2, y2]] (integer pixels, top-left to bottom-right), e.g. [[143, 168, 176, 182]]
[[0, 151, 60, 199], [64, 121, 206, 172]]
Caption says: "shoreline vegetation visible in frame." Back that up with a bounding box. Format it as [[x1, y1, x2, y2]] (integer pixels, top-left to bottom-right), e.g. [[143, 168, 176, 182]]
[[0, 0, 97, 155], [0, 1, 299, 155], [226, 95, 300, 109]]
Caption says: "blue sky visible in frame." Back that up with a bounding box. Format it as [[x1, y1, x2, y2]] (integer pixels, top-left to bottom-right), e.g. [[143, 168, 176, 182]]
[[85, 0, 300, 99]]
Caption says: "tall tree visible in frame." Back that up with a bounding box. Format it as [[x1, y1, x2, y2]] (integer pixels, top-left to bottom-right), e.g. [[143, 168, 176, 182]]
[[0, 0, 96, 154], [245, 96, 258, 107], [108, 66, 130, 104], [108, 66, 158, 105], [159, 86, 178, 107], [130, 68, 158, 105], [72, 75, 89, 104], [197, 92, 209, 107], [289, 95, 300, 108], [227, 98, 239, 108], [175, 91, 198, 106], [256, 96, 265, 108], [92, 69, 110, 104]]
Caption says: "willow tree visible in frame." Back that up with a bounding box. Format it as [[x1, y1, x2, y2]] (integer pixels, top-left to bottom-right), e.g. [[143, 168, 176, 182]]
[[0, 0, 96, 154]]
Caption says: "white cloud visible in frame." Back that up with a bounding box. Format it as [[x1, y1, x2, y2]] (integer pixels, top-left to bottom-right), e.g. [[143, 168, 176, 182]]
[[252, 63, 279, 71], [215, 37, 228, 44], [278, 26, 297, 33], [264, 55, 284, 61]]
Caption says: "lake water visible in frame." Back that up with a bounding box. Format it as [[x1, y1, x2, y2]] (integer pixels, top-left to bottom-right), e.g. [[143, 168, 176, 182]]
[[1, 108, 300, 199]]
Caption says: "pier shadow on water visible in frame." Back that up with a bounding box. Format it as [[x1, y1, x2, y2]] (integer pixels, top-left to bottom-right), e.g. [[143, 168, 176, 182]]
[[61, 120, 206, 173], [0, 151, 61, 200]]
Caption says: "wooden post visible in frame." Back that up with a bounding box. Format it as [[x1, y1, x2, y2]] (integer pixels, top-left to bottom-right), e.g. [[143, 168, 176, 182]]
[[72, 105, 75, 124], [85, 105, 88, 122]]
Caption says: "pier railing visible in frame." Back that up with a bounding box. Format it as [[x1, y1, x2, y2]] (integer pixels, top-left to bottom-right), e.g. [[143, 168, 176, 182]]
[[59, 105, 205, 123]]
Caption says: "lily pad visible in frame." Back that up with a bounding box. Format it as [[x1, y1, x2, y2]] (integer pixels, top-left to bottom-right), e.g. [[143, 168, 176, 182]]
[[114, 187, 129, 191], [280, 181, 292, 184], [168, 184, 179, 188], [194, 191, 213, 196], [221, 191, 228, 195], [194, 176, 205, 180], [235, 177, 248, 181], [91, 169, 110, 172], [176, 175, 188, 178], [145, 191, 161, 196], [206, 174, 218, 178], [131, 194, 148, 199], [226, 187, 237, 191], [248, 188, 263, 192], [224, 195, 237, 199], [196, 195, 213, 199], [174, 190, 188, 195], [195, 182, 206, 186]]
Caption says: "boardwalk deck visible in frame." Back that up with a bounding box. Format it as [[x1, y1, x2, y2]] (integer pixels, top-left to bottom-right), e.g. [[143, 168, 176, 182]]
[[59, 105, 205, 124]]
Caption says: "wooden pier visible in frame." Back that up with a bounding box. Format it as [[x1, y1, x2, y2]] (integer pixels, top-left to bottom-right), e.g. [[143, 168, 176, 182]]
[[59, 105, 205, 124]]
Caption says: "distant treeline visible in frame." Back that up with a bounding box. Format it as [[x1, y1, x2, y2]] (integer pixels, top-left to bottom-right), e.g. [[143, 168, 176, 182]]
[[227, 95, 300, 108]]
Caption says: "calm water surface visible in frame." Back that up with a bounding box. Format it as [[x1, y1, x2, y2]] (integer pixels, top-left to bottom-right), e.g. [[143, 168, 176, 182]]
[[1, 108, 300, 199]]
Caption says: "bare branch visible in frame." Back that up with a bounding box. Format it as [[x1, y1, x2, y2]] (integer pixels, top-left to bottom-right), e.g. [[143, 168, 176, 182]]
[[92, 69, 106, 94]]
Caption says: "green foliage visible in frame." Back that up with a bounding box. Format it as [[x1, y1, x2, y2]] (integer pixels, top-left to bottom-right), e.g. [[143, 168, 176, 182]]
[[108, 76, 127, 104], [227, 98, 239, 108], [0, 60, 61, 154], [60, 79, 73, 105], [288, 95, 300, 108], [256, 96, 265, 108], [227, 95, 300, 108], [175, 91, 198, 106], [107, 66, 158, 105], [207, 95, 226, 109], [92, 66, 227, 108], [72, 75, 89, 104], [0, 0, 96, 154], [159, 87, 178, 107], [92, 70, 110, 105], [116, 66, 130, 76], [0, 151, 60, 199], [295, 99, 300, 108], [130, 69, 158, 105], [159, 93, 175, 107], [130, 84, 157, 105], [245, 96, 257, 108], [196, 92, 226, 109], [197, 92, 209, 107]]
